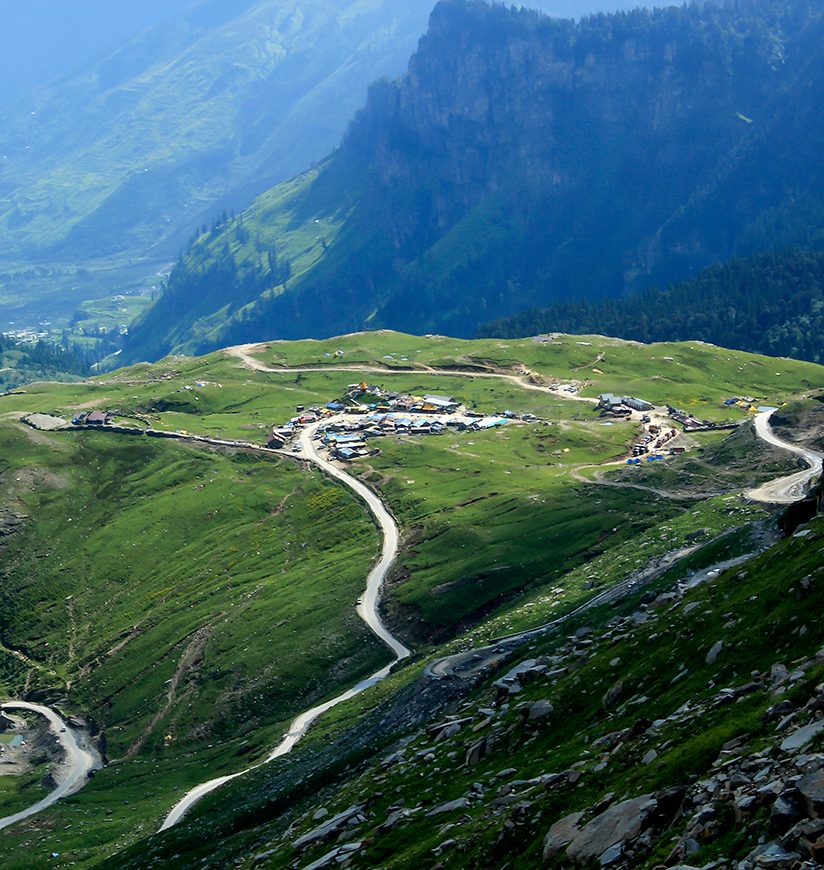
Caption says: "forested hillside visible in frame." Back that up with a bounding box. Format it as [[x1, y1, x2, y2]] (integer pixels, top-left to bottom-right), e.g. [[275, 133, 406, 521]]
[[480, 249, 824, 363], [0, 334, 90, 391], [122, 0, 824, 363]]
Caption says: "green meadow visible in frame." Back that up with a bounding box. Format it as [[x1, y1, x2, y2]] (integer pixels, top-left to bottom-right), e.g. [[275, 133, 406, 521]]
[[248, 330, 822, 414], [352, 422, 677, 638], [4, 330, 819, 447], [0, 331, 820, 866], [0, 760, 51, 820], [0, 417, 383, 862], [1, 352, 582, 443]]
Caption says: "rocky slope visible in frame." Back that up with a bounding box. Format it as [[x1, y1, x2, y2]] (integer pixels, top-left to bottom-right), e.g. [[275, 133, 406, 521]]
[[123, 0, 824, 362], [328, 558, 824, 870]]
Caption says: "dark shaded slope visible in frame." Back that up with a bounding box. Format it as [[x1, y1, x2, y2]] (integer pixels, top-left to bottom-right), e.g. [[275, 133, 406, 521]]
[[480, 248, 824, 364], [124, 0, 824, 362]]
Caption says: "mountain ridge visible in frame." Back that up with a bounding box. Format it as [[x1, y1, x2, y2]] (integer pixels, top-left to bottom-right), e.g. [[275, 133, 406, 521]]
[[479, 247, 824, 364], [122, 0, 824, 364]]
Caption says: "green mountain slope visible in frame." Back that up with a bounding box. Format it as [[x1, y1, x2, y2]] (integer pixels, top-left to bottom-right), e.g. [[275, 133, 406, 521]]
[[111, 509, 824, 870], [480, 248, 824, 364], [0, 331, 821, 865], [0, 0, 440, 262], [123, 0, 824, 363]]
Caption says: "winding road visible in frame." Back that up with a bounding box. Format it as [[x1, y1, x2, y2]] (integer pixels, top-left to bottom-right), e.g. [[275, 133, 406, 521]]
[[746, 410, 823, 504], [0, 702, 100, 832], [230, 345, 824, 506], [225, 344, 599, 404], [2, 352, 819, 833], [159, 418, 410, 830]]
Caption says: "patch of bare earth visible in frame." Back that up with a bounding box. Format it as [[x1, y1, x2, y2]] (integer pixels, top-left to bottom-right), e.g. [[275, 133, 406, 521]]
[[121, 623, 216, 759]]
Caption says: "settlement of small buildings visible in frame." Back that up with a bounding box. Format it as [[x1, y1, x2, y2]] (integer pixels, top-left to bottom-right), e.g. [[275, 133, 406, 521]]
[[72, 410, 114, 426], [266, 382, 522, 460], [598, 393, 655, 415]]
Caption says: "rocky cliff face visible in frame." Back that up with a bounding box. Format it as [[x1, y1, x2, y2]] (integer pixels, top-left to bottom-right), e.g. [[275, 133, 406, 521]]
[[358, 1, 762, 215], [124, 0, 824, 361], [347, 0, 816, 297]]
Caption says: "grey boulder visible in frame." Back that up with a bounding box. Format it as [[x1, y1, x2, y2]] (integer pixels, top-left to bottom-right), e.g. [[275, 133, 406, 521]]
[[566, 794, 657, 863]]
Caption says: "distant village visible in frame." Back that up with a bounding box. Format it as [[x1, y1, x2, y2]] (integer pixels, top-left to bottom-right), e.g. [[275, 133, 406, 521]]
[[50, 381, 766, 468], [596, 391, 747, 451], [266, 382, 530, 461]]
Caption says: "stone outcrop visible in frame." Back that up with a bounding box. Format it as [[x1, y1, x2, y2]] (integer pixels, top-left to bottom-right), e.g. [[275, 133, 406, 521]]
[[798, 770, 824, 818], [292, 805, 366, 850], [565, 794, 657, 863], [542, 811, 583, 860]]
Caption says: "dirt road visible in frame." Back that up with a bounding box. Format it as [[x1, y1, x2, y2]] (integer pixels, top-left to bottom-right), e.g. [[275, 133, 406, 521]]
[[747, 410, 823, 504], [225, 344, 598, 404], [159, 419, 410, 830], [6, 358, 816, 832], [0, 702, 101, 832]]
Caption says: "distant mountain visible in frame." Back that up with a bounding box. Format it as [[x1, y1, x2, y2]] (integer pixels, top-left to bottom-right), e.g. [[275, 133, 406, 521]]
[[0, 0, 650, 111], [122, 0, 824, 364], [0, 0, 197, 109], [0, 0, 438, 265], [0, 0, 657, 331]]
